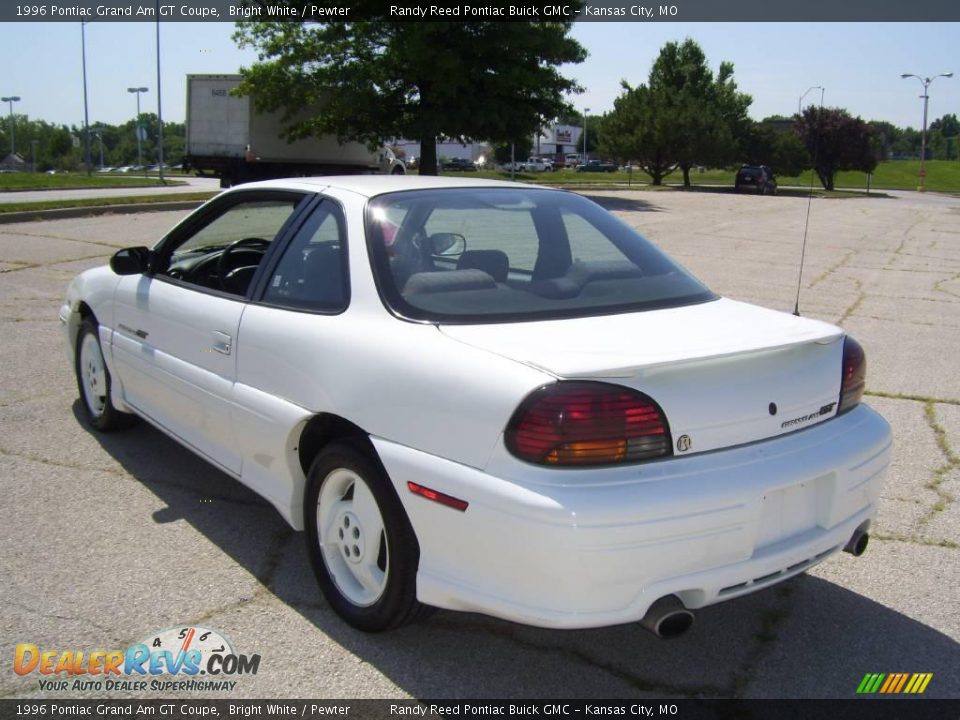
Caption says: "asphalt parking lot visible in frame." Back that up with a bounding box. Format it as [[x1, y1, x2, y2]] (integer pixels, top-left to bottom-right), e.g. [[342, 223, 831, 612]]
[[1, 189, 958, 700]]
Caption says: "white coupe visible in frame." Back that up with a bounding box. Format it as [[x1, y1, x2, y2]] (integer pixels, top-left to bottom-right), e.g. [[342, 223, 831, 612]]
[[61, 176, 892, 636]]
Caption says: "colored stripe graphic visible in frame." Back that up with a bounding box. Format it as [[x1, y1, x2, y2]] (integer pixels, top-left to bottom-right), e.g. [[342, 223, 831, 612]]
[[857, 673, 933, 694]]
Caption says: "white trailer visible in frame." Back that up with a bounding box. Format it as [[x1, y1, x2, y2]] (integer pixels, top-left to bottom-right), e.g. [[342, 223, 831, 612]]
[[185, 74, 405, 187]]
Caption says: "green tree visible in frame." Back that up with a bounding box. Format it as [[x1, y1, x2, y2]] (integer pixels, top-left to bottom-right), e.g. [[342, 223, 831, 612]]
[[600, 39, 751, 187], [600, 83, 678, 185], [493, 138, 532, 166], [795, 107, 876, 190], [233, 14, 586, 175], [868, 120, 900, 161], [743, 120, 808, 176]]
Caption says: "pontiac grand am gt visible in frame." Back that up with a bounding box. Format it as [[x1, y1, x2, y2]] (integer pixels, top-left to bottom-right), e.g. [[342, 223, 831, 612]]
[[61, 176, 891, 635]]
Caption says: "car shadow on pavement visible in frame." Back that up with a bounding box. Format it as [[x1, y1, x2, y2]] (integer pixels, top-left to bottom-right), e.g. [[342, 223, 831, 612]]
[[80, 404, 960, 699], [579, 194, 661, 213]]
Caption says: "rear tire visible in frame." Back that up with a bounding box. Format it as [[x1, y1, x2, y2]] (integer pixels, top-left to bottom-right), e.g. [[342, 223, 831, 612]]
[[304, 442, 428, 631], [75, 318, 134, 431]]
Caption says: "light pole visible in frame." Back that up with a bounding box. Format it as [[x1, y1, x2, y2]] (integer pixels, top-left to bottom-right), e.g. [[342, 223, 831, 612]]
[[94, 130, 104, 169], [901, 72, 953, 192], [582, 107, 590, 163], [81, 22, 92, 176], [1, 95, 20, 158], [798, 85, 822, 115], [127, 86, 148, 173]]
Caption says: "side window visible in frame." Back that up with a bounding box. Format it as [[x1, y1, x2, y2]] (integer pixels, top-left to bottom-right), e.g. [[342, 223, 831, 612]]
[[262, 204, 347, 311], [162, 197, 301, 296], [562, 210, 631, 264]]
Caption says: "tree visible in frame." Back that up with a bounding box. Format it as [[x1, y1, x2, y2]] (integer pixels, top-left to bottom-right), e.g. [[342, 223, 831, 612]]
[[743, 120, 808, 176], [492, 137, 532, 165], [599, 39, 751, 187], [868, 120, 900, 161], [794, 107, 876, 190], [600, 83, 678, 185], [929, 113, 959, 137], [233, 15, 586, 175]]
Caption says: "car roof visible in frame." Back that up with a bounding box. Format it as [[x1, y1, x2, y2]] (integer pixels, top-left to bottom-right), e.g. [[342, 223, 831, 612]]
[[228, 175, 535, 199]]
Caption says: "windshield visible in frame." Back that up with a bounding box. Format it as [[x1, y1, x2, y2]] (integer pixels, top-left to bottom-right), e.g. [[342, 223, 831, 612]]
[[366, 187, 715, 323]]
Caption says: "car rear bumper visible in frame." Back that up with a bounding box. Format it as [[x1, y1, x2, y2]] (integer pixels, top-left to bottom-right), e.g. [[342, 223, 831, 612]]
[[373, 403, 891, 629]]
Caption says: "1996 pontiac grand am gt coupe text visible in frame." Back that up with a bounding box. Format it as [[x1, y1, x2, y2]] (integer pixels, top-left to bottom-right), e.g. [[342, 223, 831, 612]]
[[61, 176, 892, 636]]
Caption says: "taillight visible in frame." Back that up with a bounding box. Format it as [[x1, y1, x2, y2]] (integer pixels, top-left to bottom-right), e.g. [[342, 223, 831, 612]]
[[838, 335, 866, 414], [505, 382, 672, 466]]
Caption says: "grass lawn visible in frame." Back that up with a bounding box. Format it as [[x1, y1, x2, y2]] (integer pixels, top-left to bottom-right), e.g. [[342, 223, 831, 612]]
[[681, 160, 960, 193], [0, 192, 217, 215], [0, 172, 186, 192], [448, 160, 960, 194]]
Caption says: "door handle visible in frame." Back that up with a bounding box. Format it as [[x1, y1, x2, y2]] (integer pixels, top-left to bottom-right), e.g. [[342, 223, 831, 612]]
[[212, 331, 232, 355]]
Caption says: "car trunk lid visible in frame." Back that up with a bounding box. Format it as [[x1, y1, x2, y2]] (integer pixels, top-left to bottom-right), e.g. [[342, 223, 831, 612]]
[[438, 298, 845, 456]]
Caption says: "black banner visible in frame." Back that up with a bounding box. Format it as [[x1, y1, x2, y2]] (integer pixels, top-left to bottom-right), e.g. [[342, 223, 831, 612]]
[[2, 0, 960, 22], [1, 700, 959, 720]]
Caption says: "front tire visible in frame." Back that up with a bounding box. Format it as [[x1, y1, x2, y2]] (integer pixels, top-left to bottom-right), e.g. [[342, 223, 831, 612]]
[[75, 318, 133, 431], [304, 442, 427, 631]]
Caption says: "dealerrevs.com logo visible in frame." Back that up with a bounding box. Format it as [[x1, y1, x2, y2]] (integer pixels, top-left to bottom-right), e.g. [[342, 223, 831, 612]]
[[14, 626, 260, 693]]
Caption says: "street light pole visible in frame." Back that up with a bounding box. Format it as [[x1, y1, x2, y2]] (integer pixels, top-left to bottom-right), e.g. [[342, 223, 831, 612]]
[[798, 85, 822, 115], [127, 87, 148, 173], [81, 22, 92, 176], [94, 130, 104, 169], [901, 72, 953, 192], [2, 95, 21, 158], [583, 107, 590, 163]]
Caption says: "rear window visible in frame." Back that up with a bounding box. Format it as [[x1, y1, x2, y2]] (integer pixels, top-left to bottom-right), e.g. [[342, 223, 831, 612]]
[[365, 187, 715, 323]]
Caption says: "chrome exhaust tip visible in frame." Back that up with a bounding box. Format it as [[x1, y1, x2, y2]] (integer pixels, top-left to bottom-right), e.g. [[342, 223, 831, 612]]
[[640, 595, 695, 639]]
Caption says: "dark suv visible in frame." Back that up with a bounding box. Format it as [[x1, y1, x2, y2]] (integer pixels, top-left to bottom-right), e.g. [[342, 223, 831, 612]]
[[735, 165, 777, 195]]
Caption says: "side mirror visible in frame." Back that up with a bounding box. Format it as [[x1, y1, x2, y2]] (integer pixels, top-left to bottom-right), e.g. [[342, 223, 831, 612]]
[[110, 247, 151, 275], [428, 232, 466, 257]]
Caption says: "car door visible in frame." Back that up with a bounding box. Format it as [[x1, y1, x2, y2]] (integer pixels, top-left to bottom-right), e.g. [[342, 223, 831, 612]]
[[110, 190, 308, 475]]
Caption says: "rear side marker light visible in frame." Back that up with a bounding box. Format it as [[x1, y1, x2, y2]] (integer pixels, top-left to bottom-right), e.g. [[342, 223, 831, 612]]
[[407, 482, 469, 512], [506, 381, 673, 467]]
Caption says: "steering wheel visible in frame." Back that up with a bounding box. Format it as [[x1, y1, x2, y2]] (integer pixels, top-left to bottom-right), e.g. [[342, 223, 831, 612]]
[[217, 237, 270, 291]]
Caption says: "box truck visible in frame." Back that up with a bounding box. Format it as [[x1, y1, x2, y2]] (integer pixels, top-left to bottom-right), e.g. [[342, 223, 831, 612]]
[[184, 74, 405, 187]]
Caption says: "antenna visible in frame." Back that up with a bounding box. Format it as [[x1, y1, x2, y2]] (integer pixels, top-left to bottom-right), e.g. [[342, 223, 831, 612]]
[[794, 87, 824, 317]]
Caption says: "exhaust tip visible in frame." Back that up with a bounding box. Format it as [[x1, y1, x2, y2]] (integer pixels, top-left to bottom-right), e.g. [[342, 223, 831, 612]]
[[640, 595, 695, 639], [844, 531, 870, 557]]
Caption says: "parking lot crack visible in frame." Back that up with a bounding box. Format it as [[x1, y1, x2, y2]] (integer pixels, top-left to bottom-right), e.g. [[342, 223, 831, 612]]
[[6, 598, 119, 638], [919, 401, 959, 526], [864, 390, 960, 407], [730, 584, 797, 698], [837, 278, 866, 326]]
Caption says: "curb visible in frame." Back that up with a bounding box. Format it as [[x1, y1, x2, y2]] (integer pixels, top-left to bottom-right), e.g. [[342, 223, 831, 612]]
[[0, 200, 206, 225]]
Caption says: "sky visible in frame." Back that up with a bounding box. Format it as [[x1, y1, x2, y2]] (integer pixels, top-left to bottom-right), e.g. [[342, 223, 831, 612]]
[[0, 20, 958, 131]]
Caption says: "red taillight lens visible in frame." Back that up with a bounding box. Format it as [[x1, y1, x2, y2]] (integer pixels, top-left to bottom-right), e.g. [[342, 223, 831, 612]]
[[838, 335, 866, 414], [505, 382, 672, 466]]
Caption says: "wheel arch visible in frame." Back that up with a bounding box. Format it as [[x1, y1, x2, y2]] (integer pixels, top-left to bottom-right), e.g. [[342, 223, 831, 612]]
[[296, 413, 377, 481]]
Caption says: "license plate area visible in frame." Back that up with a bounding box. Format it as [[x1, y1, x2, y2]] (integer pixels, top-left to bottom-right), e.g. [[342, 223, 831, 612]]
[[755, 477, 830, 549]]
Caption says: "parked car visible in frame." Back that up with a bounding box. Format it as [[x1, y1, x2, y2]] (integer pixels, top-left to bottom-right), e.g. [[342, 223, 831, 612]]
[[576, 159, 618, 173], [62, 176, 890, 635], [497, 160, 526, 172], [441, 158, 477, 172], [523, 157, 554, 172], [564, 153, 583, 167], [735, 164, 778, 195]]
